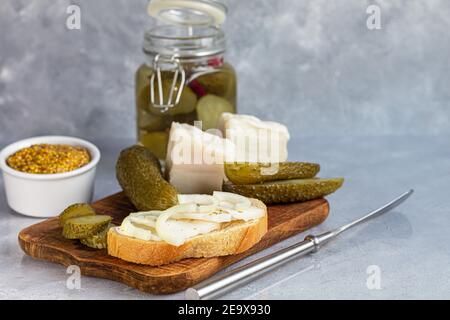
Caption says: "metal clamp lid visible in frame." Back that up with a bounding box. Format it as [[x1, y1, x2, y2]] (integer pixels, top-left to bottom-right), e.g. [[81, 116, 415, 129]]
[[150, 54, 186, 112]]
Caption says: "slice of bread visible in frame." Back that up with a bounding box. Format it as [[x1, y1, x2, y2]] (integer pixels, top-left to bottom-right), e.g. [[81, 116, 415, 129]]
[[107, 198, 268, 266]]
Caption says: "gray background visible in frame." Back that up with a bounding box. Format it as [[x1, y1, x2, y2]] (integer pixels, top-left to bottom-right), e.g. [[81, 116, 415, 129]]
[[1, 0, 449, 144]]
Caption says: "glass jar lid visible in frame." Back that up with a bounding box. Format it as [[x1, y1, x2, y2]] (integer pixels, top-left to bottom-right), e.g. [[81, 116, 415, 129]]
[[144, 1, 227, 58], [147, 0, 227, 26], [143, 25, 225, 58]]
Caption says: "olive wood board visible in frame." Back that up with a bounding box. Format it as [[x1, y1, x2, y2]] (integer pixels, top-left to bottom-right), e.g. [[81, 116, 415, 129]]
[[18, 192, 329, 295]]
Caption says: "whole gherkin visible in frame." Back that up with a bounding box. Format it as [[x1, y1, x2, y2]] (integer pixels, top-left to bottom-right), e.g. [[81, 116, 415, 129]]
[[223, 178, 344, 205], [224, 162, 320, 185], [116, 145, 178, 211]]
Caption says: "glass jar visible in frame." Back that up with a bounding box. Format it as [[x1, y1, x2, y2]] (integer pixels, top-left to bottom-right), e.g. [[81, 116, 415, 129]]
[[136, 0, 237, 159]]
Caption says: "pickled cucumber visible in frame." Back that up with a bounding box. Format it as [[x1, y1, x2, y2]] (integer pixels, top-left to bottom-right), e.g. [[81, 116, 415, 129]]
[[149, 77, 198, 116], [137, 84, 151, 113], [138, 109, 167, 132], [62, 215, 112, 239], [223, 178, 344, 204], [139, 131, 169, 159], [136, 64, 153, 101], [80, 223, 115, 249], [196, 94, 234, 131], [224, 162, 320, 185], [196, 64, 236, 98], [116, 145, 178, 211], [59, 203, 96, 227]]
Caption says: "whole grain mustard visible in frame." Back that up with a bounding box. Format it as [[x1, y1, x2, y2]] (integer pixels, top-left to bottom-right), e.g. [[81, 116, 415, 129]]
[[6, 144, 91, 174]]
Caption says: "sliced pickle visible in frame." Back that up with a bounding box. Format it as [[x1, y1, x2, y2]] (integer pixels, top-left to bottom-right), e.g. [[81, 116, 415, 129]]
[[139, 131, 169, 159], [59, 203, 96, 227], [80, 223, 116, 249], [62, 215, 112, 239], [116, 145, 178, 211], [149, 77, 197, 116], [224, 162, 320, 185], [196, 94, 234, 130], [223, 178, 344, 204]]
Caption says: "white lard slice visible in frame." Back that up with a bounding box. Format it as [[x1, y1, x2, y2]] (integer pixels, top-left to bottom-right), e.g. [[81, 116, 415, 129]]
[[165, 122, 235, 194], [219, 113, 290, 163]]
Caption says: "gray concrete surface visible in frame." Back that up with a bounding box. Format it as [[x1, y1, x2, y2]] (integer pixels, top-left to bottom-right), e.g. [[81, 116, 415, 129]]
[[1, 0, 450, 142], [1, 135, 449, 300]]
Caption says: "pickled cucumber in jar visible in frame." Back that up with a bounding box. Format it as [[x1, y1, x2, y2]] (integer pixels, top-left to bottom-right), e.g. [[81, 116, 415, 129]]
[[135, 60, 237, 159], [197, 94, 234, 131], [139, 131, 169, 159], [194, 63, 237, 103]]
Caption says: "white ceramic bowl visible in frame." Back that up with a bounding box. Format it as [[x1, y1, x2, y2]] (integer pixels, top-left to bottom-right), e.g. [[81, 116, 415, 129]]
[[0, 136, 101, 218]]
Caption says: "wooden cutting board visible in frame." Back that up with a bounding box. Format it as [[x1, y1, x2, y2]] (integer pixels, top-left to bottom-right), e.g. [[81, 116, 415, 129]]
[[18, 192, 329, 294]]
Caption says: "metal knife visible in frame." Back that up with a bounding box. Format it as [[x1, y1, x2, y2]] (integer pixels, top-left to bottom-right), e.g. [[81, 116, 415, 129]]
[[185, 189, 414, 300]]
